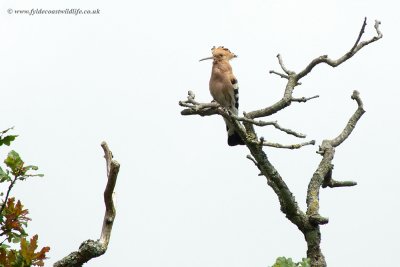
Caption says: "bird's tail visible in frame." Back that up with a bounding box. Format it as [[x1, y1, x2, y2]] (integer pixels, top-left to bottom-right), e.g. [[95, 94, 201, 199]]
[[224, 118, 245, 146], [228, 130, 245, 146], [226, 79, 245, 146]]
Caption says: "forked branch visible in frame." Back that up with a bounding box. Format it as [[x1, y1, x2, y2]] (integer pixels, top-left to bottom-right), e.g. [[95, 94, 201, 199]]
[[306, 90, 365, 223]]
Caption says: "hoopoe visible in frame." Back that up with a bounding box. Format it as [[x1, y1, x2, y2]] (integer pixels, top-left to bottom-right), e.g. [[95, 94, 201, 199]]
[[200, 46, 245, 146]]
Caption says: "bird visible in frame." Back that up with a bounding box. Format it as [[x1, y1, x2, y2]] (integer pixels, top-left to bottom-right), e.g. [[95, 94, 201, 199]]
[[199, 46, 245, 146]]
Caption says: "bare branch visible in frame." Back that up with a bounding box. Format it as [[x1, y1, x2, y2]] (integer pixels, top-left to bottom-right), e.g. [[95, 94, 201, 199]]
[[269, 70, 289, 79], [101, 141, 113, 175], [246, 154, 258, 166], [234, 116, 307, 138], [277, 54, 295, 75], [246, 155, 264, 176], [322, 179, 357, 188], [180, 92, 308, 139], [350, 17, 367, 53], [100, 142, 120, 247], [296, 18, 383, 80], [179, 101, 219, 110], [179, 91, 220, 116], [374, 19, 383, 39], [53, 240, 105, 267], [321, 167, 357, 188], [330, 90, 365, 147], [270, 122, 307, 138], [291, 95, 320, 103], [307, 90, 365, 228], [250, 139, 315, 149], [269, 70, 302, 86], [181, 106, 219, 116], [309, 214, 329, 225], [54, 142, 120, 267], [245, 76, 298, 119]]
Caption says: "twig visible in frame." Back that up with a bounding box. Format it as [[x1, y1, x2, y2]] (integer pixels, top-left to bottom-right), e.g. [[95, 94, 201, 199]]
[[0, 237, 8, 245], [330, 90, 365, 147], [322, 179, 357, 188], [179, 91, 220, 116], [251, 139, 315, 149], [269, 70, 289, 79], [246, 155, 264, 176], [309, 214, 329, 225], [291, 95, 320, 103], [53, 142, 120, 267], [269, 122, 306, 138], [350, 17, 367, 53], [269, 70, 302, 86], [246, 155, 258, 166], [102, 141, 113, 175], [321, 167, 357, 188], [234, 116, 306, 138], [0, 176, 18, 216], [277, 54, 295, 75]]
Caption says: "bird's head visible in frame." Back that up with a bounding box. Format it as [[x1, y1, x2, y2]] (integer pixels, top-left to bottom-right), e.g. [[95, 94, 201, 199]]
[[199, 46, 237, 62]]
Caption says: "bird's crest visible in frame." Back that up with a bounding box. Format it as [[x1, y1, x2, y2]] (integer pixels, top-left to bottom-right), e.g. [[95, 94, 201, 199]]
[[199, 46, 237, 62]]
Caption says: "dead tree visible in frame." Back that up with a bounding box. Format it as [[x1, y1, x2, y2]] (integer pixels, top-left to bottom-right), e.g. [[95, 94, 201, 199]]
[[53, 142, 120, 267], [179, 18, 382, 267]]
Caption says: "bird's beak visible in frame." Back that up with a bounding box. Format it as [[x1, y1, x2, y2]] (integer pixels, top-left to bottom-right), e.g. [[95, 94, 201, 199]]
[[199, 56, 213, 62]]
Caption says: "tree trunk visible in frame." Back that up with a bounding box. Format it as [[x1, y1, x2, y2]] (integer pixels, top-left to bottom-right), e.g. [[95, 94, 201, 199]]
[[304, 227, 326, 267]]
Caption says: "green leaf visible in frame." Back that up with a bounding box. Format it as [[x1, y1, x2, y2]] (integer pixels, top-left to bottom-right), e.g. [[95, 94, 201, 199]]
[[0, 167, 11, 182], [23, 165, 38, 172], [12, 237, 21, 244], [4, 150, 24, 175], [0, 243, 10, 249], [298, 258, 311, 267], [0, 135, 18, 146]]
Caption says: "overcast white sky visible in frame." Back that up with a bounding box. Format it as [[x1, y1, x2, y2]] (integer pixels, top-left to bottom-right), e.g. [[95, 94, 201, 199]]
[[0, 0, 398, 266]]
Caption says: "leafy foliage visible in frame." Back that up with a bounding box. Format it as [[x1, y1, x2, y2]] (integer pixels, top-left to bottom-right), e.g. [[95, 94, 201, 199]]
[[4, 151, 43, 180], [0, 128, 49, 267], [0, 235, 50, 267], [271, 257, 310, 267], [1, 198, 30, 243]]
